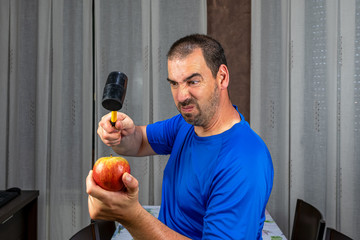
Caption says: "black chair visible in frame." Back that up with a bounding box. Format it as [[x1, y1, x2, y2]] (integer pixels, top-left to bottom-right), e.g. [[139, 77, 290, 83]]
[[325, 227, 353, 240], [291, 199, 326, 240], [70, 220, 116, 240]]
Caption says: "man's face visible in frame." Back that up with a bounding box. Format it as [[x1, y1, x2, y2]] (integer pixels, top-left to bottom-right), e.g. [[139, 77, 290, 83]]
[[167, 48, 219, 127]]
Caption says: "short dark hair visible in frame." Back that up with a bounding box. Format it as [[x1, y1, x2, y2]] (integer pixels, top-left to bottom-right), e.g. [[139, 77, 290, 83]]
[[167, 34, 227, 78]]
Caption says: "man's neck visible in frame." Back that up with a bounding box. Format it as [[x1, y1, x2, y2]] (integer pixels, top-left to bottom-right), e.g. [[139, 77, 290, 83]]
[[194, 102, 241, 137]]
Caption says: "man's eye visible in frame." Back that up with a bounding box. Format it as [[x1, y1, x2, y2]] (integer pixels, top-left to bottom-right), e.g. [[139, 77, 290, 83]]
[[169, 81, 178, 87], [188, 80, 199, 85]]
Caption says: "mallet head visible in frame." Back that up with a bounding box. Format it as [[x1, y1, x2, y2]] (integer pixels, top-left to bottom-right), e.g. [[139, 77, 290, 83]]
[[102, 71, 128, 111], [102, 71, 128, 126]]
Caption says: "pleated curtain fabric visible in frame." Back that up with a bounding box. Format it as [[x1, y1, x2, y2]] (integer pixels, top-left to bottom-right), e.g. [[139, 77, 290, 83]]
[[251, 0, 360, 239], [0, 0, 206, 239]]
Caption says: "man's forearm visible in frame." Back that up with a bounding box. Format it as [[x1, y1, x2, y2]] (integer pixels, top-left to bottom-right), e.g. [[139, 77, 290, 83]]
[[123, 207, 191, 240]]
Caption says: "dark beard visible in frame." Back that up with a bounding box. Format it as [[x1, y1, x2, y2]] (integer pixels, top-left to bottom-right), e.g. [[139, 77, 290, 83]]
[[177, 86, 219, 126]]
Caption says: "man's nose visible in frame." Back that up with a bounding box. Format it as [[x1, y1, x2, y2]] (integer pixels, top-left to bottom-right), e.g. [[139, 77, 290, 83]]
[[176, 85, 190, 103]]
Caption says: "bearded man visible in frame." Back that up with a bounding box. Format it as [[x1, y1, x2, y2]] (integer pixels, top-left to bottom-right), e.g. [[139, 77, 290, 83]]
[[87, 34, 274, 240]]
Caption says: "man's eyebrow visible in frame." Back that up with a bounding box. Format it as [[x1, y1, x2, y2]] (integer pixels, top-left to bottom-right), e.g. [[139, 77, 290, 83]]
[[167, 73, 202, 83], [185, 73, 202, 81], [167, 78, 175, 83]]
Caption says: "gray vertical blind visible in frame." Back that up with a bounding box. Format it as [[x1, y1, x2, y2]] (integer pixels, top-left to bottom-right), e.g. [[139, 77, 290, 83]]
[[251, 0, 290, 235], [251, 0, 360, 239]]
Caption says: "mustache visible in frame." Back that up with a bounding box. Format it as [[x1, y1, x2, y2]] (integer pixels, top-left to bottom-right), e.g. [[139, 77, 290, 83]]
[[178, 98, 195, 107]]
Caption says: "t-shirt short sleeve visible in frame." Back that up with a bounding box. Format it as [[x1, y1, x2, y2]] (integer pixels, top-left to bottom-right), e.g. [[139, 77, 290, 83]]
[[146, 114, 187, 155]]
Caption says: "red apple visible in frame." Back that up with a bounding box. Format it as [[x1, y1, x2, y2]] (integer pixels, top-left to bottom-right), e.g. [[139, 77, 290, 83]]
[[92, 155, 131, 191]]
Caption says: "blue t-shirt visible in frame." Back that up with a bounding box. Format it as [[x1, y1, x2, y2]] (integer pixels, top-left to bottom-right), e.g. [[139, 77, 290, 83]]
[[146, 109, 274, 240]]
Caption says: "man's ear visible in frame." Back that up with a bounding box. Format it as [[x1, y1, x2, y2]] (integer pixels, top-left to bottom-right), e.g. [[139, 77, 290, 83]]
[[217, 64, 229, 89]]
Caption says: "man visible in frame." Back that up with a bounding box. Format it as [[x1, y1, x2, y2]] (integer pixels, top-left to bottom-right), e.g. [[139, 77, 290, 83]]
[[86, 34, 274, 239]]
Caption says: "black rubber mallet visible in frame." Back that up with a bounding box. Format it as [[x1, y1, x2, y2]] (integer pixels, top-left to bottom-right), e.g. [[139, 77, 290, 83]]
[[102, 71, 128, 127]]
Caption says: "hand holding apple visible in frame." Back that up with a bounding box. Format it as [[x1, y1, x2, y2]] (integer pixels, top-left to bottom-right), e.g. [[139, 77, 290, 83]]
[[92, 155, 131, 191], [86, 168, 141, 224]]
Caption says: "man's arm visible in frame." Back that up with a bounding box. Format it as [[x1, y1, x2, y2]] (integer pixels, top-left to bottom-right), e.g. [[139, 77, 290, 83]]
[[97, 112, 156, 156], [86, 171, 191, 240], [125, 207, 191, 240]]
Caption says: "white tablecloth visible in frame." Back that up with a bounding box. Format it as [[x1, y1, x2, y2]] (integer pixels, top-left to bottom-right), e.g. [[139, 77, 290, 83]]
[[112, 206, 287, 240]]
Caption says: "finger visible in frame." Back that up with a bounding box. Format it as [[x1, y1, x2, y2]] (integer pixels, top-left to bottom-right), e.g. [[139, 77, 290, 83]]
[[104, 120, 120, 133], [100, 113, 120, 133], [86, 170, 106, 199], [86, 170, 96, 194], [114, 112, 128, 130], [88, 195, 98, 219], [122, 173, 139, 196], [103, 112, 126, 131], [116, 114, 135, 135], [87, 172, 107, 219], [105, 139, 122, 147], [88, 195, 108, 220], [100, 112, 112, 125], [87, 170, 122, 202], [97, 122, 121, 145]]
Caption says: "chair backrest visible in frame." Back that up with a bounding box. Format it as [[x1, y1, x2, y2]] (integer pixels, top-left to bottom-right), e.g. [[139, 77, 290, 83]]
[[325, 228, 353, 240], [70, 220, 116, 240], [291, 199, 326, 240]]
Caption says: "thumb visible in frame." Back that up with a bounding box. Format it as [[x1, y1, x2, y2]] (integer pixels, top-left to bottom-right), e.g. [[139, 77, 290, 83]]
[[122, 173, 138, 195]]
